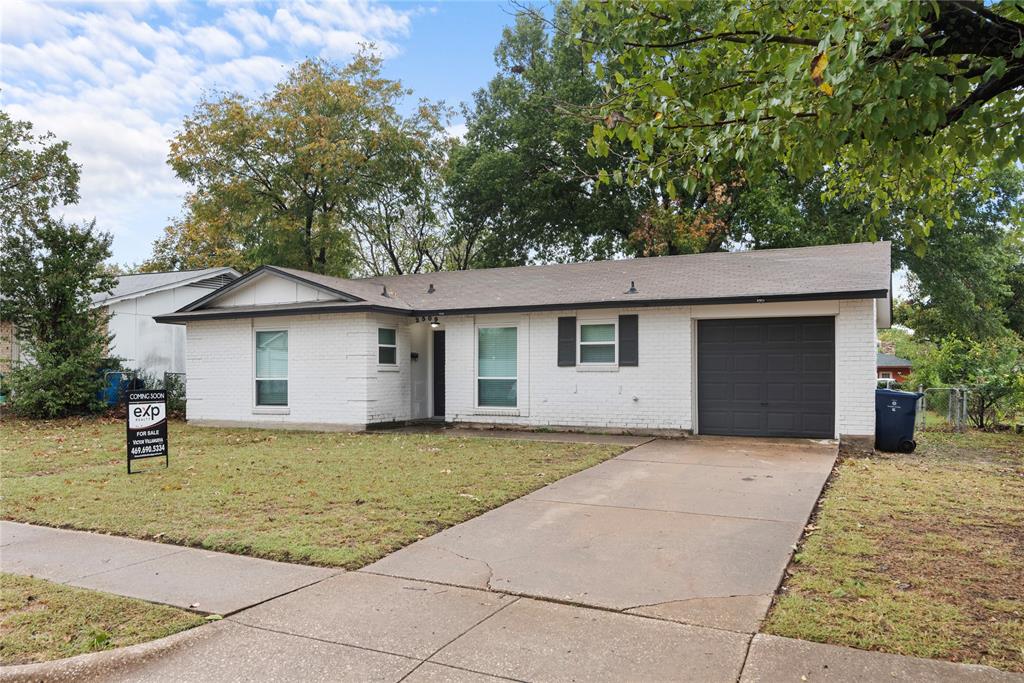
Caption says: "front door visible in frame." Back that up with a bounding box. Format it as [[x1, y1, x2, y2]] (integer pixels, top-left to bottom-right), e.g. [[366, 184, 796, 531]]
[[432, 330, 445, 417]]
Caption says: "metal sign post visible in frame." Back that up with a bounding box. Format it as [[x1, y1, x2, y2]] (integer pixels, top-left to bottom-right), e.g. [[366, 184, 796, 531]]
[[126, 389, 169, 474]]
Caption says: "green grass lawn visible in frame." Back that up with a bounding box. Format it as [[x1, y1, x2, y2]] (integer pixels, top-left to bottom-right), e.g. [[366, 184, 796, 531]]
[[0, 573, 203, 665], [764, 429, 1024, 672], [0, 417, 623, 568]]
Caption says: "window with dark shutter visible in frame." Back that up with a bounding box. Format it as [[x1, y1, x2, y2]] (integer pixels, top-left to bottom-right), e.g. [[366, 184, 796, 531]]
[[619, 314, 638, 366], [557, 316, 576, 366]]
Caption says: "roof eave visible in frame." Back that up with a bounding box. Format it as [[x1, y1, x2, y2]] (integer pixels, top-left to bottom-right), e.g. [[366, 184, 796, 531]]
[[154, 302, 410, 324], [415, 289, 890, 316], [155, 288, 888, 324], [90, 267, 241, 308]]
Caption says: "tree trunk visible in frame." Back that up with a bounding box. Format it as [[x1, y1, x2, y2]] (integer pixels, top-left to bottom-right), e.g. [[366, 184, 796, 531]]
[[303, 206, 315, 272]]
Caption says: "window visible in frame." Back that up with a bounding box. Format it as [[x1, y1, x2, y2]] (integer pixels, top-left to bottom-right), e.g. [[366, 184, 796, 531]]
[[378, 328, 397, 365], [255, 331, 288, 406], [478, 327, 517, 407], [879, 371, 892, 379], [579, 322, 616, 364]]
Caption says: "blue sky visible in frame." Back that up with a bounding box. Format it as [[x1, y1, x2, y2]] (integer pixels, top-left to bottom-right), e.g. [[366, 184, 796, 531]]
[[1, 0, 519, 266]]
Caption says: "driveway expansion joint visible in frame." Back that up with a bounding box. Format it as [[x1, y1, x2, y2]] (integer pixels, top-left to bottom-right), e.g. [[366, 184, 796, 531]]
[[527, 496, 802, 525], [225, 616, 423, 664], [217, 570, 345, 618], [400, 596, 522, 682]]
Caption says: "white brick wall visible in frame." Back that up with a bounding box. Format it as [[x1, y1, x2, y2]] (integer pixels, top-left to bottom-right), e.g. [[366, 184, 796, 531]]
[[442, 308, 691, 431], [187, 314, 375, 427], [184, 299, 878, 437], [834, 299, 877, 437]]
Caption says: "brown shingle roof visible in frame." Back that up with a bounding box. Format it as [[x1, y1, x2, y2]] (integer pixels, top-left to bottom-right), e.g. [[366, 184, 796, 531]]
[[156, 242, 890, 323], [359, 241, 890, 312]]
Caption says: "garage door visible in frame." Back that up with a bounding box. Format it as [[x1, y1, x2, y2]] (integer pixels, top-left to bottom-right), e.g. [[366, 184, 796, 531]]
[[697, 317, 835, 438]]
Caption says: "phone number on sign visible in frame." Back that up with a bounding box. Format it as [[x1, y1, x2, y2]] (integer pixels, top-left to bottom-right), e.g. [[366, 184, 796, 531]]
[[130, 443, 166, 456]]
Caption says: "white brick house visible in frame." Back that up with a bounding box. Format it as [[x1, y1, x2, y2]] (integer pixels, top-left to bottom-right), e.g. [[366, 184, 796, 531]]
[[156, 243, 891, 440]]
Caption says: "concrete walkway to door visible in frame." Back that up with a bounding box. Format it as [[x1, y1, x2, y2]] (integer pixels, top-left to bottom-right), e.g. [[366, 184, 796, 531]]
[[366, 435, 838, 633]]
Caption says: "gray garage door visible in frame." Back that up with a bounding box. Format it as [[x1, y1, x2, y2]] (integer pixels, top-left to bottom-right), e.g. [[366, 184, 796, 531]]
[[697, 317, 835, 438]]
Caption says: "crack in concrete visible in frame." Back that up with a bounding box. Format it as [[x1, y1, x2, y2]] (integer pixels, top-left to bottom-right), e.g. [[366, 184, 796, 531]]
[[63, 547, 191, 583], [432, 545, 496, 592], [622, 592, 770, 613], [735, 633, 756, 683]]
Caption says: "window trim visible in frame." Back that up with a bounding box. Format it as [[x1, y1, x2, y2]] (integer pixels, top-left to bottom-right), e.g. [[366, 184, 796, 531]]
[[253, 327, 289, 411], [577, 319, 618, 367], [377, 327, 398, 368], [476, 324, 518, 410], [878, 371, 892, 379]]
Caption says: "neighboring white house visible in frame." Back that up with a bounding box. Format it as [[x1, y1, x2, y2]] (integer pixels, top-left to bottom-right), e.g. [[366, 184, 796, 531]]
[[155, 243, 891, 439], [95, 268, 239, 378]]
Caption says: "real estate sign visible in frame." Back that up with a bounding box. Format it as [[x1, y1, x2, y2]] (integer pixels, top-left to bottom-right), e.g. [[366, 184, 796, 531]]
[[126, 389, 168, 473]]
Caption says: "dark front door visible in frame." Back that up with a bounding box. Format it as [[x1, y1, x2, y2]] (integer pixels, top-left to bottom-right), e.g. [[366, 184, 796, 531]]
[[697, 317, 835, 438], [432, 330, 445, 417]]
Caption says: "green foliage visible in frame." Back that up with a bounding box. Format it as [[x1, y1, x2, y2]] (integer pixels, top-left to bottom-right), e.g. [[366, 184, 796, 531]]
[[1, 219, 116, 418], [895, 168, 1024, 339], [923, 335, 1024, 428], [730, 166, 1024, 340], [573, 1, 1024, 246], [0, 111, 80, 230], [154, 53, 450, 276], [0, 111, 116, 418], [446, 3, 646, 267]]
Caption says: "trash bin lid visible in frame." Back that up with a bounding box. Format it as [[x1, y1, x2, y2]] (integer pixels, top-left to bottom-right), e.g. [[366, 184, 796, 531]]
[[876, 388, 924, 399]]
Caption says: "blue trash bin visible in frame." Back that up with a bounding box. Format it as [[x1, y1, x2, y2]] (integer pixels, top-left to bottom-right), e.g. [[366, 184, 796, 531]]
[[98, 371, 129, 407], [875, 388, 924, 453]]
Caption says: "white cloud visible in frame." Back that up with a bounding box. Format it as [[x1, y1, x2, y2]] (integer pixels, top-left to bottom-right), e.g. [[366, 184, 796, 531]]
[[186, 26, 244, 58], [1, 0, 419, 265], [446, 122, 469, 140]]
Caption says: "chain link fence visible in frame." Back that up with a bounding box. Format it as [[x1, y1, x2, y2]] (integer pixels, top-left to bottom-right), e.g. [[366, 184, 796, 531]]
[[916, 386, 970, 432]]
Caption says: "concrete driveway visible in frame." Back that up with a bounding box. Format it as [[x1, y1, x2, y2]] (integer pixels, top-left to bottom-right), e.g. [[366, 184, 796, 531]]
[[365, 436, 837, 632], [84, 436, 845, 682]]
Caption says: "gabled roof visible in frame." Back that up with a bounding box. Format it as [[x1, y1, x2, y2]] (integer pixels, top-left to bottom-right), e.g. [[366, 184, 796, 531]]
[[359, 241, 891, 313], [877, 352, 913, 368], [92, 267, 240, 306], [155, 242, 891, 324]]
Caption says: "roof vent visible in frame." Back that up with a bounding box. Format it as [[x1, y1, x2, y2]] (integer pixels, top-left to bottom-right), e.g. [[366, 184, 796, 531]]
[[381, 285, 389, 298], [427, 283, 435, 294], [626, 280, 638, 294]]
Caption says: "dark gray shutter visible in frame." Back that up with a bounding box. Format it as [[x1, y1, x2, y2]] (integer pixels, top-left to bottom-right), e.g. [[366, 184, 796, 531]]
[[619, 314, 638, 366], [557, 316, 576, 366]]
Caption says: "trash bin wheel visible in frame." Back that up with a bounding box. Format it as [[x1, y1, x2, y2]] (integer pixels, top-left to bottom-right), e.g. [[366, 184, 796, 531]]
[[898, 439, 917, 454]]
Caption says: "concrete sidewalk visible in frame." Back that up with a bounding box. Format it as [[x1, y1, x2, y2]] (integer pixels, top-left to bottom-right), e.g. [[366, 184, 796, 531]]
[[0, 521, 337, 615]]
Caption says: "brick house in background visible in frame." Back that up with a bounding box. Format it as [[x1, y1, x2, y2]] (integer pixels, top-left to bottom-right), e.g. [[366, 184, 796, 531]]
[[876, 352, 913, 382]]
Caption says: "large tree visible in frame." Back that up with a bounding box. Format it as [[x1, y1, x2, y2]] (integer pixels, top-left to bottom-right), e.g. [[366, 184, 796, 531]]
[[573, 1, 1024, 244], [150, 54, 450, 276], [0, 111, 116, 417], [446, 3, 647, 267]]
